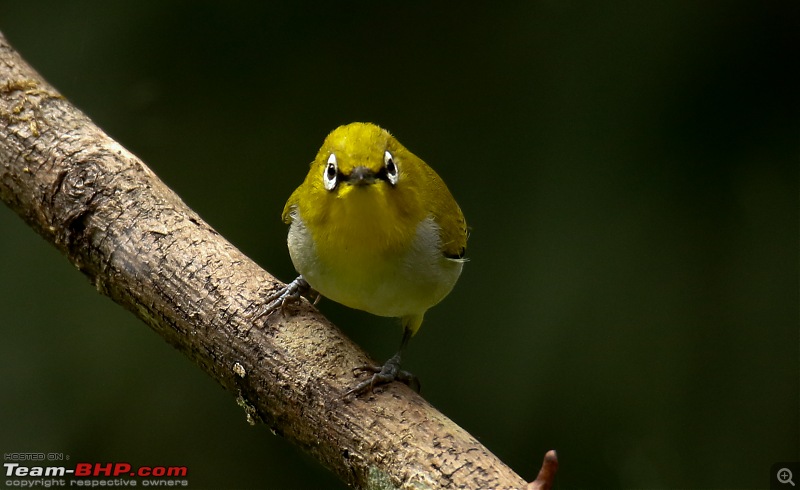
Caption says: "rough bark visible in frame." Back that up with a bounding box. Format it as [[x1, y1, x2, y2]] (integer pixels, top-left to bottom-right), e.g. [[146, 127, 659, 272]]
[[1, 32, 550, 489]]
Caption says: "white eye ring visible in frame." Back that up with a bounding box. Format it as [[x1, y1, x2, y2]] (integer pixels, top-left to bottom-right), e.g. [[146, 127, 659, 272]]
[[384, 150, 398, 186], [323, 153, 338, 191]]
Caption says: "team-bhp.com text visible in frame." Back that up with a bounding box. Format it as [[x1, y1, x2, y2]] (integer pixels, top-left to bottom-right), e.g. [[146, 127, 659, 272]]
[[5, 462, 188, 487]]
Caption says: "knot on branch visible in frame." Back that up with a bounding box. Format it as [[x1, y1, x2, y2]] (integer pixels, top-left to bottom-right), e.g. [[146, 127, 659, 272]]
[[51, 157, 104, 251]]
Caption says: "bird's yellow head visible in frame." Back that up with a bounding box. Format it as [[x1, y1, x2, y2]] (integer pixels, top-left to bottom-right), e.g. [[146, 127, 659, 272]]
[[283, 122, 466, 262], [283, 123, 466, 257], [309, 122, 405, 200]]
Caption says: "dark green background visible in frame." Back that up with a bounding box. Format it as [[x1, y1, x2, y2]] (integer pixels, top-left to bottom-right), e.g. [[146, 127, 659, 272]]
[[1, 2, 797, 489]]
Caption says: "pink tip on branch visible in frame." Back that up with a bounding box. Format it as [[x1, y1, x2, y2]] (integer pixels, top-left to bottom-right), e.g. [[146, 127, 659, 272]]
[[527, 450, 558, 490]]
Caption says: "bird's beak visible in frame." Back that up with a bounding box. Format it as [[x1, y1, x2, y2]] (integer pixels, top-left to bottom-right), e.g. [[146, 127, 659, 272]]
[[347, 166, 377, 186]]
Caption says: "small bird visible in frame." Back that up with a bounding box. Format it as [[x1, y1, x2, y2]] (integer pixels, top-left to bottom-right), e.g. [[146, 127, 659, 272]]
[[265, 122, 467, 396]]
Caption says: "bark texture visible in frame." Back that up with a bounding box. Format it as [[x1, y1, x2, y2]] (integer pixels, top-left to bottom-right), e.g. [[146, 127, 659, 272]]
[[0, 32, 536, 489]]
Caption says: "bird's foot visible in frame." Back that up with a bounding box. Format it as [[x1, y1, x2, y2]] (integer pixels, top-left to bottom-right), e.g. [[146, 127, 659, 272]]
[[345, 352, 420, 397], [256, 275, 318, 326]]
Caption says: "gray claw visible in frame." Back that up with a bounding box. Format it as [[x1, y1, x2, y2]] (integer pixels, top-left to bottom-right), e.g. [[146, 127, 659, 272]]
[[257, 276, 313, 325]]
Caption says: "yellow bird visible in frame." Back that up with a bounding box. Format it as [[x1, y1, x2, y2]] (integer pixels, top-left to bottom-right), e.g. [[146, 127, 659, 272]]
[[265, 122, 467, 395]]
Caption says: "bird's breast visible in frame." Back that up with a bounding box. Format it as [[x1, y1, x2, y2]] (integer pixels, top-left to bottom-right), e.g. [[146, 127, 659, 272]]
[[287, 207, 462, 319]]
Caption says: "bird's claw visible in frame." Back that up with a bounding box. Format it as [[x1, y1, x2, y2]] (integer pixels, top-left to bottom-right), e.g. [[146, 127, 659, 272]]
[[257, 276, 316, 325], [345, 353, 420, 397]]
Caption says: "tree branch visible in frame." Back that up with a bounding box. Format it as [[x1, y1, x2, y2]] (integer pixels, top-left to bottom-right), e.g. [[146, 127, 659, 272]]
[[0, 32, 551, 489]]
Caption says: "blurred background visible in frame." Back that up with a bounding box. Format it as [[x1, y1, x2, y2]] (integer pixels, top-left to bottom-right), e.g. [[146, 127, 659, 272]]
[[1, 2, 797, 488]]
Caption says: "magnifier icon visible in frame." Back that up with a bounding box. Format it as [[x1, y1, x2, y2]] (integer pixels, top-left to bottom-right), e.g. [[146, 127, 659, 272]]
[[778, 468, 795, 486]]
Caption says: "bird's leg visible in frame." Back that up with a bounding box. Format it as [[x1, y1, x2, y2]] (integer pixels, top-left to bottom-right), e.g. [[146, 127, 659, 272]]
[[346, 327, 420, 397], [256, 275, 318, 325]]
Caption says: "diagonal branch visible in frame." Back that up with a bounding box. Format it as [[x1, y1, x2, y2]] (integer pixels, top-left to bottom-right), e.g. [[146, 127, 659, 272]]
[[0, 32, 550, 489]]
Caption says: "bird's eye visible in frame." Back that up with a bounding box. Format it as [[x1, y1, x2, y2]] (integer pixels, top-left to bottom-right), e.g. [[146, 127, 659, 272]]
[[384, 150, 398, 186], [323, 153, 338, 191]]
